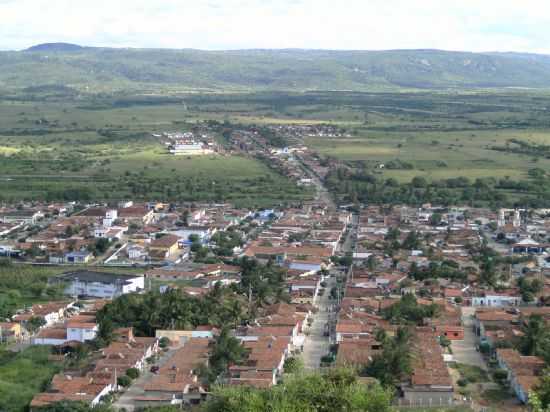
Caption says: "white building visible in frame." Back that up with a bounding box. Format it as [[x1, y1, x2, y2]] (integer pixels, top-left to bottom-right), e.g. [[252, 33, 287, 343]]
[[472, 293, 522, 307], [56, 270, 145, 299]]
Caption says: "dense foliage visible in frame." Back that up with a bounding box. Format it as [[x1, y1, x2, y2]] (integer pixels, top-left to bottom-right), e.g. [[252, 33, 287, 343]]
[[382, 294, 440, 325], [362, 328, 412, 387], [96, 286, 245, 337], [325, 168, 550, 208], [203, 368, 394, 412]]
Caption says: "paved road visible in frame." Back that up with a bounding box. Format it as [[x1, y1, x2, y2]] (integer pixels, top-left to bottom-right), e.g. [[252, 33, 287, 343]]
[[451, 306, 487, 370], [113, 346, 180, 411], [302, 277, 336, 370]]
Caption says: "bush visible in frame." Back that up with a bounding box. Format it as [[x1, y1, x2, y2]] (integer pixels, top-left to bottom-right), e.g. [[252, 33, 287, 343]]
[[117, 375, 132, 387], [126, 367, 140, 379], [283, 357, 304, 374], [457, 378, 468, 387], [321, 354, 335, 364], [493, 369, 508, 382], [159, 336, 170, 349]]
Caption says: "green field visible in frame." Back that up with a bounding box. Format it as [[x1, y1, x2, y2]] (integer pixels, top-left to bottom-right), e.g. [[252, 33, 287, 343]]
[[0, 99, 312, 207], [0, 346, 61, 412], [306, 128, 550, 182], [1, 90, 550, 207]]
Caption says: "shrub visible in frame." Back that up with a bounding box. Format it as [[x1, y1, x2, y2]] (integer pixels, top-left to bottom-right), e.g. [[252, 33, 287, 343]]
[[126, 367, 140, 379], [159, 336, 170, 348], [283, 357, 304, 374], [117, 375, 132, 387], [493, 369, 508, 382], [457, 378, 468, 387]]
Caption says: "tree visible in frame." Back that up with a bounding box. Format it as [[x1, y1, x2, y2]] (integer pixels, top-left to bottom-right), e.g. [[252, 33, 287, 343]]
[[520, 315, 550, 363], [363, 327, 412, 387], [402, 231, 421, 250], [411, 176, 428, 188], [518, 278, 544, 303], [26, 316, 46, 333], [208, 327, 246, 381], [96, 317, 115, 347], [159, 336, 170, 349], [429, 213, 442, 226], [533, 371, 550, 411], [366, 255, 379, 271], [117, 375, 132, 387], [126, 367, 140, 379]]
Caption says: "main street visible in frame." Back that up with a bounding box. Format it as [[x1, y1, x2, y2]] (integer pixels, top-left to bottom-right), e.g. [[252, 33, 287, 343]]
[[302, 275, 336, 369]]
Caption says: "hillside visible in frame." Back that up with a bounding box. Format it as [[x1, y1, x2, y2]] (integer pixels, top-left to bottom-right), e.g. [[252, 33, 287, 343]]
[[2, 46, 550, 92]]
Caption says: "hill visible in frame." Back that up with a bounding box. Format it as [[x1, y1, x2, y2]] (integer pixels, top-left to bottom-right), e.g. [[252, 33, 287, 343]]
[[25, 42, 85, 52], [3, 46, 550, 92]]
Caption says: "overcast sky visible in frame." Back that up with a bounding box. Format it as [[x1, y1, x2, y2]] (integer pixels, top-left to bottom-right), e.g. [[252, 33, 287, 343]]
[[1, 0, 550, 53]]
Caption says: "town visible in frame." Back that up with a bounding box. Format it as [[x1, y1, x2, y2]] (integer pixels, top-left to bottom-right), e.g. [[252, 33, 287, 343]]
[[1, 171, 549, 411]]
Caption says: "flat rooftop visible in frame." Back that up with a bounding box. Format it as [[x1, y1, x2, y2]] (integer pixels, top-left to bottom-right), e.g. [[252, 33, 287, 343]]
[[57, 270, 143, 285]]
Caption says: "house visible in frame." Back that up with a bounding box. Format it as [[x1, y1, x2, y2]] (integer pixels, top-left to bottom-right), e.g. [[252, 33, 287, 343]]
[[13, 301, 73, 327], [30, 374, 113, 409], [32, 327, 157, 409], [288, 257, 325, 272], [139, 338, 209, 408], [0, 322, 23, 342], [496, 349, 546, 404], [149, 234, 181, 258], [65, 251, 94, 264], [400, 328, 454, 407], [472, 291, 522, 307], [117, 206, 154, 225], [94, 226, 125, 241], [229, 336, 291, 388], [55, 270, 145, 299]]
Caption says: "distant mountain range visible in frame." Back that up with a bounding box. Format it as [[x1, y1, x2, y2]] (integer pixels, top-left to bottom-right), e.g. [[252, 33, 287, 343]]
[[1, 43, 550, 92]]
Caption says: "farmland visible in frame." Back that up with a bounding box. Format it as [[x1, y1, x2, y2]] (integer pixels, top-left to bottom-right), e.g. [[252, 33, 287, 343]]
[[1, 89, 550, 208]]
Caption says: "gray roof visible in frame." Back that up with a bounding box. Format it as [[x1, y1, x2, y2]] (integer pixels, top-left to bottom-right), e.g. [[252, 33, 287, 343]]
[[57, 270, 143, 285]]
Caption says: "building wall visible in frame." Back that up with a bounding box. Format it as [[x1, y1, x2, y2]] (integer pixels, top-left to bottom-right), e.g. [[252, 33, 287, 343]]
[[67, 327, 98, 342], [402, 389, 454, 406]]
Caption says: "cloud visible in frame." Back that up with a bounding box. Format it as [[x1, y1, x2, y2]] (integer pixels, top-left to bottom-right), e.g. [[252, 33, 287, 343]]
[[0, 0, 549, 53]]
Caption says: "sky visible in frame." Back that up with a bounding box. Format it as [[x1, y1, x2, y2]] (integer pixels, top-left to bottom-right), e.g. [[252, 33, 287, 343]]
[[1, 0, 550, 53]]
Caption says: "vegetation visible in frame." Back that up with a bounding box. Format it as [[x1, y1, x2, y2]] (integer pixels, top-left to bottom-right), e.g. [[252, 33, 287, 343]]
[[96, 287, 245, 337], [382, 294, 439, 325], [519, 315, 550, 364], [202, 368, 394, 412], [0, 261, 67, 319], [6, 47, 550, 91], [283, 357, 305, 374], [201, 327, 247, 384], [362, 328, 412, 387], [0, 346, 61, 412], [532, 371, 550, 411]]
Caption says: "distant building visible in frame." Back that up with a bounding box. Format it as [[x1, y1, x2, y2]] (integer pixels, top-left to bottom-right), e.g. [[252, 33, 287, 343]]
[[55, 270, 145, 298]]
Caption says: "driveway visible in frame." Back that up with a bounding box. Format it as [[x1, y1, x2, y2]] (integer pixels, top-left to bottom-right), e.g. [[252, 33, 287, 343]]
[[451, 306, 487, 370]]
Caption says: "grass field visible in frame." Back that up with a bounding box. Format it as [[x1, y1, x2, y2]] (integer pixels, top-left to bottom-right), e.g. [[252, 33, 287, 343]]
[[306, 129, 550, 182], [1, 90, 550, 205], [0, 99, 313, 207], [0, 346, 61, 412]]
